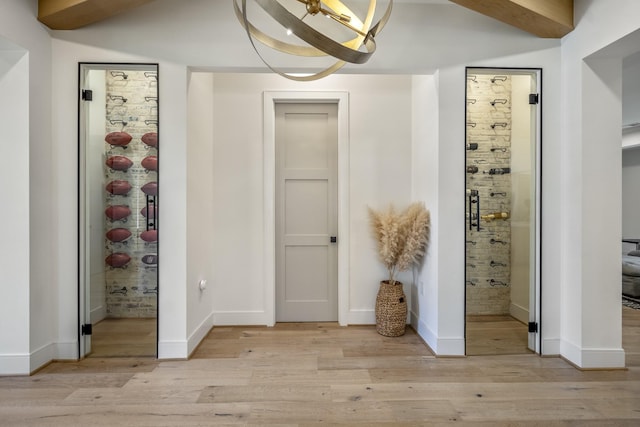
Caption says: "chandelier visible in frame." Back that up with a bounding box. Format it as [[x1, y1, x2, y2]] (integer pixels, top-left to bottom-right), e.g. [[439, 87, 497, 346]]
[[233, 0, 393, 81]]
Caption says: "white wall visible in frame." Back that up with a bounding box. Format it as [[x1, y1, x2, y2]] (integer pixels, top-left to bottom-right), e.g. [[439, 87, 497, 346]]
[[0, 0, 54, 375], [186, 71, 216, 354], [51, 39, 191, 360], [558, 0, 640, 368], [0, 49, 30, 375], [411, 47, 562, 356], [210, 73, 412, 326], [410, 74, 443, 351]]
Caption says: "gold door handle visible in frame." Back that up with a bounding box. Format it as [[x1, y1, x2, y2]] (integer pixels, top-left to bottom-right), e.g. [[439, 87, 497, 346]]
[[481, 212, 510, 221]]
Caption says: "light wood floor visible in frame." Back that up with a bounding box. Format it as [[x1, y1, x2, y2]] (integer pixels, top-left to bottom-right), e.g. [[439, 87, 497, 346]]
[[0, 308, 638, 426], [89, 318, 157, 358], [90, 315, 528, 358], [466, 315, 530, 355]]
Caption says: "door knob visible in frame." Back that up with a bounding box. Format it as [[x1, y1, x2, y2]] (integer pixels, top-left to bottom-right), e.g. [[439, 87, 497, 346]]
[[330, 236, 337, 243]]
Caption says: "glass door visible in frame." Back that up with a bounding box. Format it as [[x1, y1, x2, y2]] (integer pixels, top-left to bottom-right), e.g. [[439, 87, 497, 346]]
[[79, 63, 159, 358], [464, 68, 541, 355]]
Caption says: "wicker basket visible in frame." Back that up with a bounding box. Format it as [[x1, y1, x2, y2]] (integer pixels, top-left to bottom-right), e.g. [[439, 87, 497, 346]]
[[375, 280, 407, 337]]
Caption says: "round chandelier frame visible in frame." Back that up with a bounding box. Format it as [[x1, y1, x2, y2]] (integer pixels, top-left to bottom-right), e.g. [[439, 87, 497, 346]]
[[233, 0, 393, 81]]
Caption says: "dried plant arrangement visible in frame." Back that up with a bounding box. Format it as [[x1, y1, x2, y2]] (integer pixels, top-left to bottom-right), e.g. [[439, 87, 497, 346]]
[[369, 202, 431, 285]]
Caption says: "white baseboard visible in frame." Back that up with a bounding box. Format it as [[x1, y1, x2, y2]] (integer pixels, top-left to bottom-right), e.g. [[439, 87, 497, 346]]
[[542, 337, 560, 355], [211, 309, 403, 328], [90, 305, 106, 324], [158, 340, 188, 359], [0, 354, 30, 376], [509, 302, 529, 324], [188, 312, 214, 356], [212, 310, 271, 326], [30, 342, 56, 373], [1, 340, 80, 376], [411, 310, 464, 356], [561, 340, 626, 368], [412, 314, 437, 350], [55, 341, 78, 360], [580, 348, 626, 368], [347, 309, 375, 325]]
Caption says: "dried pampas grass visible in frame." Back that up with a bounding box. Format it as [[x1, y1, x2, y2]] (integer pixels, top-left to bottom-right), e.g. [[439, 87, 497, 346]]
[[369, 202, 431, 285]]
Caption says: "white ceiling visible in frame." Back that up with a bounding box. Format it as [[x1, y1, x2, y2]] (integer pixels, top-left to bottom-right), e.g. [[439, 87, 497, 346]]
[[47, 0, 560, 74]]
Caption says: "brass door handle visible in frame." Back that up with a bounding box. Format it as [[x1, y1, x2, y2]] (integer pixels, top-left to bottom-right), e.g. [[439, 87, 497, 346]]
[[481, 212, 510, 221]]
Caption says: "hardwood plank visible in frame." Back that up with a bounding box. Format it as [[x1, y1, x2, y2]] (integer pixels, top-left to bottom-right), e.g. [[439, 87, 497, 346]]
[[249, 400, 460, 424], [124, 368, 252, 387], [161, 356, 319, 371], [451, 398, 605, 422], [0, 373, 134, 389], [197, 384, 332, 403], [318, 355, 435, 371], [61, 386, 202, 406], [38, 357, 159, 374], [330, 381, 640, 402], [0, 388, 74, 406], [0, 403, 251, 426], [250, 368, 371, 386]]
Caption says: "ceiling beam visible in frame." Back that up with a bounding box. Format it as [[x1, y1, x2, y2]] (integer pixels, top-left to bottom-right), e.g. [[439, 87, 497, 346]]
[[449, 0, 574, 38], [38, 0, 155, 30]]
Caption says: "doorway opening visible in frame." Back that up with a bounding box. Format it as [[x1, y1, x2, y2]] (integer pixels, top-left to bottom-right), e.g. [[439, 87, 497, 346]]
[[263, 91, 350, 326], [464, 68, 541, 355], [78, 63, 159, 358]]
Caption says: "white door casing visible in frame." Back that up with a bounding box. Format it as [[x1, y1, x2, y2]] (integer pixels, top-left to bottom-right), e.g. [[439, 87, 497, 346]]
[[263, 91, 349, 326]]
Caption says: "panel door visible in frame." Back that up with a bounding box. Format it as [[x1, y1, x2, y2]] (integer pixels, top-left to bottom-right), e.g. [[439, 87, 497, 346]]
[[275, 102, 338, 322]]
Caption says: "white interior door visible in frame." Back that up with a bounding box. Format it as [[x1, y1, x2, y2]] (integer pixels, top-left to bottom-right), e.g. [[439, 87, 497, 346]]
[[275, 102, 338, 322]]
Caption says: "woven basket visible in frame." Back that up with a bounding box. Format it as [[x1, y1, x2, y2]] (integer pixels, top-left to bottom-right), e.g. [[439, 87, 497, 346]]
[[375, 280, 407, 337]]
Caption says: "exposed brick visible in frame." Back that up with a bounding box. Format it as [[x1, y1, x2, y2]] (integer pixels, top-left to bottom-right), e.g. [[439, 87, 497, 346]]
[[466, 74, 512, 315], [104, 69, 158, 318]]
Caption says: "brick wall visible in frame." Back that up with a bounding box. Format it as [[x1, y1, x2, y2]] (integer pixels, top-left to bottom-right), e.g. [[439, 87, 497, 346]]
[[104, 69, 158, 318], [465, 74, 512, 315]]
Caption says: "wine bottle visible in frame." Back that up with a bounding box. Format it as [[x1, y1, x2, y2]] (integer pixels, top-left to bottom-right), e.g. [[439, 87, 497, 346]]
[[488, 167, 510, 175]]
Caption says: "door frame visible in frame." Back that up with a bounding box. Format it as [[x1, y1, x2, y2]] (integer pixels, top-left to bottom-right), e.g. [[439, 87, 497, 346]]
[[463, 67, 542, 354], [78, 62, 160, 358], [264, 91, 350, 326]]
